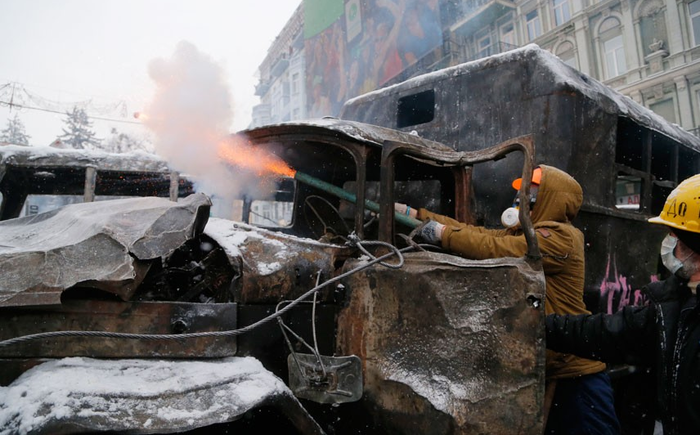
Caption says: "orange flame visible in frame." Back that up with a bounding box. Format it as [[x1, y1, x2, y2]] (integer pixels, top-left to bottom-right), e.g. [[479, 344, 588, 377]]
[[218, 138, 296, 178]]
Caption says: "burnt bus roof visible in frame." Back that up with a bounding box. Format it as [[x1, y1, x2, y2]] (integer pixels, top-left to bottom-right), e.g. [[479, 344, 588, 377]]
[[339, 43, 700, 224], [339, 44, 699, 317], [0, 145, 194, 220], [243, 117, 455, 155], [0, 145, 175, 171], [340, 44, 700, 151]]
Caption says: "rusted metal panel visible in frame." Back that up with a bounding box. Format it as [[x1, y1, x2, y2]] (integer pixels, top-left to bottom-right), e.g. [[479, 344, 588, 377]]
[[337, 252, 546, 434], [0, 299, 237, 358], [205, 221, 353, 304]]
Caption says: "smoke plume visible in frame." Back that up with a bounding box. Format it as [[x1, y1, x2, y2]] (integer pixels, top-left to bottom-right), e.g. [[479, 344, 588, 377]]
[[142, 41, 271, 216]]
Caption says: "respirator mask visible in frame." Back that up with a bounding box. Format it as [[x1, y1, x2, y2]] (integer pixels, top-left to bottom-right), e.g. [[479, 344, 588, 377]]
[[501, 188, 538, 228], [659, 233, 699, 279], [660, 234, 683, 274]]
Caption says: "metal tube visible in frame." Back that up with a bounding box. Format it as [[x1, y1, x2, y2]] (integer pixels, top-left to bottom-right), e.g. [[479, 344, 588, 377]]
[[294, 171, 421, 228], [169, 171, 180, 202], [84, 166, 97, 203]]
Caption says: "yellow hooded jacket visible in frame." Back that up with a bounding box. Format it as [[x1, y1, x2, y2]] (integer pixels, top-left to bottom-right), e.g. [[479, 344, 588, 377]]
[[417, 164, 605, 379]]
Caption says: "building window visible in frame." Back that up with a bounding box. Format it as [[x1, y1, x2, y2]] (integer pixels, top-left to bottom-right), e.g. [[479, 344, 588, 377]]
[[556, 41, 577, 68], [599, 17, 626, 79], [615, 175, 641, 210], [690, 0, 700, 46], [500, 22, 516, 48], [526, 10, 542, 41], [604, 35, 627, 78], [476, 30, 492, 58], [649, 98, 676, 124], [553, 0, 572, 26], [292, 73, 299, 95]]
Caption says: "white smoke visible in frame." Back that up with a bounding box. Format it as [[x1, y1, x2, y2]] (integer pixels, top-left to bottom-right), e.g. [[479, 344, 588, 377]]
[[142, 41, 272, 215]]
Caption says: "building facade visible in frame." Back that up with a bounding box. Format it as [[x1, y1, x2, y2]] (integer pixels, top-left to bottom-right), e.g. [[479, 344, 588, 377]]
[[444, 0, 700, 134], [254, 0, 700, 135], [250, 4, 306, 128]]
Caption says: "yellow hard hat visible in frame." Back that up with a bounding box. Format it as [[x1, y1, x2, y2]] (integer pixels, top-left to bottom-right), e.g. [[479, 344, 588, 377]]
[[648, 174, 700, 233]]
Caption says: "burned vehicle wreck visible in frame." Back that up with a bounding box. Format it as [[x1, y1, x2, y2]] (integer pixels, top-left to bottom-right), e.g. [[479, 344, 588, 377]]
[[0, 122, 546, 434], [3, 44, 699, 434]]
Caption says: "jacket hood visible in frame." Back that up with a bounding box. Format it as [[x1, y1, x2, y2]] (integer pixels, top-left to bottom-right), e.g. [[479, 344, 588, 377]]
[[530, 165, 582, 224]]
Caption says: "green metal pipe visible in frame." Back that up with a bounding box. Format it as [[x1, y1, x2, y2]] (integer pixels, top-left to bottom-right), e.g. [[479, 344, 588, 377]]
[[294, 171, 421, 228]]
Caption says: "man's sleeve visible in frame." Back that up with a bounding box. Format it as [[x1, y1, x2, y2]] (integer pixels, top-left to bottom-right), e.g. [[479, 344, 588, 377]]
[[417, 208, 466, 228], [545, 306, 656, 366], [417, 209, 506, 236]]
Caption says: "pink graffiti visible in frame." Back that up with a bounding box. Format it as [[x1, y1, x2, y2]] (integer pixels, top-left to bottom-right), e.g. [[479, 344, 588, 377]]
[[599, 254, 657, 314]]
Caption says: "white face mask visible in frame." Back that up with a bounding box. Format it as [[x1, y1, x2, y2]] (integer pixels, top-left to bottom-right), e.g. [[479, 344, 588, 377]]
[[660, 234, 683, 274], [660, 234, 700, 279], [501, 188, 538, 228], [501, 207, 520, 228]]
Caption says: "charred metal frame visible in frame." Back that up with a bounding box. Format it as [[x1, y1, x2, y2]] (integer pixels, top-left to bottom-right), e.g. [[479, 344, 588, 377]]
[[378, 135, 540, 260], [244, 125, 539, 258], [0, 147, 191, 220]]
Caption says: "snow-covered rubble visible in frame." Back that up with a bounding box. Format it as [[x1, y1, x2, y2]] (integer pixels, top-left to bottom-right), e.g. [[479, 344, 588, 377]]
[[204, 217, 342, 277], [0, 356, 291, 434], [0, 193, 212, 307]]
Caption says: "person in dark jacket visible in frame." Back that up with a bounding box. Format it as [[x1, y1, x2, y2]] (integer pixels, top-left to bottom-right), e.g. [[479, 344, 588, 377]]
[[398, 165, 620, 434], [546, 173, 700, 435]]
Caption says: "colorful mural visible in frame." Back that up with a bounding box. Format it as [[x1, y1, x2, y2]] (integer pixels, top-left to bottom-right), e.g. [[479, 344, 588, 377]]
[[304, 0, 442, 117]]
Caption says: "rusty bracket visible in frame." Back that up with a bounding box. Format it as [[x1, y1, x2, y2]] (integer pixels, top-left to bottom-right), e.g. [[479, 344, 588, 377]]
[[287, 353, 363, 404]]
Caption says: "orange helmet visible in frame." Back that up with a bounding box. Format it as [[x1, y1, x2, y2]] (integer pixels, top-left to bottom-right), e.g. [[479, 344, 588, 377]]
[[512, 167, 542, 190]]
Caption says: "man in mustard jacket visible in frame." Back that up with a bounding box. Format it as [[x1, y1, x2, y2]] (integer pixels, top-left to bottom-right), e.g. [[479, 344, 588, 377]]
[[399, 165, 620, 434]]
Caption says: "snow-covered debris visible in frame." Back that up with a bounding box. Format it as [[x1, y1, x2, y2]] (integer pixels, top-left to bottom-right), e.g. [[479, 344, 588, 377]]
[[0, 356, 292, 434], [0, 144, 173, 172], [0, 193, 211, 307], [204, 218, 344, 277]]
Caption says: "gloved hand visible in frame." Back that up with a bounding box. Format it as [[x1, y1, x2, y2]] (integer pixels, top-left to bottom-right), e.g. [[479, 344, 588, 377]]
[[419, 220, 445, 245], [394, 202, 418, 219]]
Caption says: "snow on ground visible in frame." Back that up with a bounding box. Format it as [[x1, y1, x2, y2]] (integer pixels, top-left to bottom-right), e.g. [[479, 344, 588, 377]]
[[0, 356, 289, 434]]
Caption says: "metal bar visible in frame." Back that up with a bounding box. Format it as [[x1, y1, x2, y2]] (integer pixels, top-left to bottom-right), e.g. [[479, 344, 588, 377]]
[[169, 170, 180, 201], [294, 171, 421, 228], [84, 166, 97, 202], [642, 131, 653, 213], [379, 151, 396, 242]]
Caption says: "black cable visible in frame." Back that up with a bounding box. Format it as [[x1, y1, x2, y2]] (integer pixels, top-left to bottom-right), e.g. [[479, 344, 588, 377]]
[[0, 239, 417, 348], [0, 100, 141, 125]]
